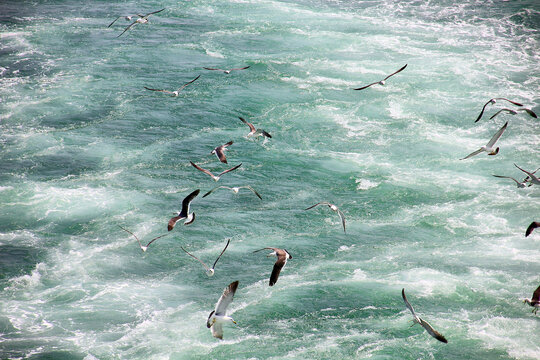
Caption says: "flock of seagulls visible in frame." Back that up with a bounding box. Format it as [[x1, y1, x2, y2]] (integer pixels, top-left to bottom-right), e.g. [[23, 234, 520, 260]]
[[108, 8, 539, 343]]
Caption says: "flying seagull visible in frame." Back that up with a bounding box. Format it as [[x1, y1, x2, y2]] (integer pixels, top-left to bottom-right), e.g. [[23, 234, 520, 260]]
[[253, 248, 292, 286], [203, 186, 262, 200], [168, 189, 200, 231], [402, 288, 448, 343], [514, 163, 540, 186], [353, 64, 407, 91], [238, 116, 272, 140], [475, 98, 523, 123], [118, 225, 168, 252], [116, 8, 165, 38], [181, 239, 230, 276], [207, 280, 239, 339], [489, 107, 537, 120], [203, 66, 250, 74], [144, 75, 200, 97], [492, 175, 529, 188], [190, 161, 242, 182], [460, 121, 508, 160], [525, 222, 539, 237], [523, 285, 540, 314], [108, 14, 140, 28], [211, 141, 234, 164], [304, 202, 346, 233]]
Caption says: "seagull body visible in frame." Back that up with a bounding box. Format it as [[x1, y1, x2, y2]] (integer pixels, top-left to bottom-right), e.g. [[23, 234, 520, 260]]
[[402, 289, 448, 343], [514, 163, 540, 186], [168, 189, 200, 231], [475, 98, 523, 123], [353, 64, 407, 91], [211, 141, 233, 164], [144, 75, 200, 97], [525, 222, 539, 237], [108, 14, 140, 27], [203, 185, 262, 199], [238, 117, 272, 140], [118, 225, 168, 252], [207, 281, 239, 339], [524, 285, 540, 314], [203, 66, 250, 74], [190, 161, 242, 181], [117, 8, 165, 37], [460, 121, 508, 160], [253, 247, 292, 286], [304, 202, 346, 233], [489, 107, 537, 120], [181, 239, 230, 276]]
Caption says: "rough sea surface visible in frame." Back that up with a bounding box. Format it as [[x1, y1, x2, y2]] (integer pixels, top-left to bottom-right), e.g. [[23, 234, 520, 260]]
[[0, 0, 539, 359]]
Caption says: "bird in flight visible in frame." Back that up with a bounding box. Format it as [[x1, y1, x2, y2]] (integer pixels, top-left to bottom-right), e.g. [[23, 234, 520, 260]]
[[181, 239, 230, 276], [116, 8, 165, 38], [304, 202, 346, 233], [207, 281, 239, 339], [460, 121, 508, 160], [238, 116, 272, 140], [514, 163, 540, 186], [474, 98, 523, 123], [168, 189, 200, 231], [253, 247, 292, 286], [489, 107, 537, 120], [211, 141, 234, 164], [523, 285, 540, 314], [203, 66, 250, 74], [190, 161, 242, 181], [118, 225, 168, 252], [144, 75, 200, 97], [353, 64, 407, 91], [525, 222, 539, 237], [203, 185, 262, 200], [402, 288, 448, 343]]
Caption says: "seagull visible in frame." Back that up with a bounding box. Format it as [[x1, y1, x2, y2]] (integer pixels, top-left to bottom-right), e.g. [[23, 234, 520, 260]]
[[514, 163, 540, 185], [353, 64, 407, 91], [203, 66, 250, 74], [489, 107, 537, 120], [144, 75, 200, 97], [168, 189, 200, 231], [117, 225, 168, 252], [238, 117, 272, 140], [211, 141, 234, 164], [460, 121, 508, 160], [474, 98, 523, 123], [253, 248, 292, 286], [402, 288, 448, 343], [116, 8, 165, 38], [492, 175, 529, 188], [108, 14, 140, 28], [523, 285, 540, 314], [207, 280, 239, 339], [190, 161, 242, 182], [203, 186, 262, 200], [525, 222, 539, 237], [304, 202, 346, 233], [181, 239, 230, 276]]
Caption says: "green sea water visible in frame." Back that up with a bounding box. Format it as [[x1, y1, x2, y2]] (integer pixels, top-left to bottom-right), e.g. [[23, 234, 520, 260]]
[[0, 0, 539, 359]]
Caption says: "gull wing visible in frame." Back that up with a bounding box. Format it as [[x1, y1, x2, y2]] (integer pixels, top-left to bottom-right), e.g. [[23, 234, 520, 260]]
[[203, 67, 223, 71], [168, 215, 183, 231], [203, 186, 227, 198], [419, 318, 448, 343], [492, 175, 521, 185], [401, 288, 421, 323], [269, 250, 288, 286], [259, 129, 272, 138], [118, 225, 143, 249], [230, 66, 250, 71], [239, 117, 256, 132], [337, 209, 346, 234], [498, 98, 523, 107], [210, 322, 223, 339], [486, 121, 508, 147], [246, 186, 262, 200], [178, 74, 201, 91], [117, 21, 139, 37], [475, 99, 493, 123], [353, 81, 378, 91], [525, 222, 539, 237], [304, 202, 331, 210], [143, 8, 165, 17], [460, 148, 484, 160], [218, 163, 242, 177], [144, 233, 169, 248], [215, 281, 239, 316], [181, 246, 210, 271], [514, 163, 540, 182], [190, 161, 215, 178], [212, 239, 231, 269], [383, 63, 407, 81], [108, 16, 122, 28], [489, 109, 511, 120], [521, 108, 537, 118], [180, 189, 200, 217], [532, 285, 540, 302], [144, 86, 173, 94]]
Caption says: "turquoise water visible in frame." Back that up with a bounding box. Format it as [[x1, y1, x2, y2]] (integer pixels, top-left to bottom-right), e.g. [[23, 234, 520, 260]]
[[1, 0, 539, 359]]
